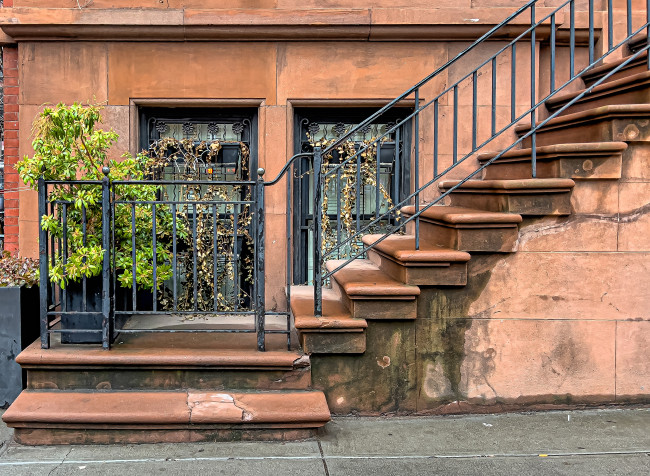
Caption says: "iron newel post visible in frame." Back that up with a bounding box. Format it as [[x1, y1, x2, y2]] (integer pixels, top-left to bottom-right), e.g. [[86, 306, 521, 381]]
[[101, 167, 111, 350], [313, 147, 323, 317]]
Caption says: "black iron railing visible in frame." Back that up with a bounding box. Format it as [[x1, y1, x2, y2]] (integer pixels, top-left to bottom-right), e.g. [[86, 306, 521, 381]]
[[269, 0, 650, 316], [38, 167, 280, 351]]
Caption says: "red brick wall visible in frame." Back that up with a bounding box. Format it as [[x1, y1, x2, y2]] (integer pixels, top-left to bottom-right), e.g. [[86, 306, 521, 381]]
[[3, 46, 19, 254]]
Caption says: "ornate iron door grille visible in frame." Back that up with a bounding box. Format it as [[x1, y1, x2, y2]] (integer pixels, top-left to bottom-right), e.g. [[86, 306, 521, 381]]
[[293, 108, 412, 284]]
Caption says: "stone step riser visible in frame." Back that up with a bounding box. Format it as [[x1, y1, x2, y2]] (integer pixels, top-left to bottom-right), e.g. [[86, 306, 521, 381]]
[[25, 366, 313, 392], [519, 117, 650, 148], [404, 220, 519, 253], [550, 85, 650, 117], [481, 156, 622, 180], [583, 56, 648, 88], [328, 276, 418, 320], [367, 249, 468, 286], [443, 191, 572, 215]]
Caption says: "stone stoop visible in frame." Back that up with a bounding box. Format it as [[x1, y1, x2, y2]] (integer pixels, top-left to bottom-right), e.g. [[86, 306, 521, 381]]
[[545, 70, 650, 116], [437, 178, 575, 215], [3, 390, 330, 445], [2, 334, 330, 444], [288, 37, 648, 408]]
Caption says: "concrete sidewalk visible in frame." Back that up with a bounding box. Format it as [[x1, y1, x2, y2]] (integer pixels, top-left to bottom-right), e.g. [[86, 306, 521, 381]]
[[0, 407, 648, 475]]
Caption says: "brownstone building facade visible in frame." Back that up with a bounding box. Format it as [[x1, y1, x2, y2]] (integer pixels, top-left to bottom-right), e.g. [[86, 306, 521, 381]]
[[0, 1, 648, 444]]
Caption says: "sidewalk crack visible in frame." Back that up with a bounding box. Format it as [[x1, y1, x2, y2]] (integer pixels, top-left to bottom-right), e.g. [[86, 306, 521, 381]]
[[47, 447, 71, 476]]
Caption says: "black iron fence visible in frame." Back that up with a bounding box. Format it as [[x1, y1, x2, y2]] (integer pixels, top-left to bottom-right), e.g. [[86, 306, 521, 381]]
[[38, 167, 281, 351]]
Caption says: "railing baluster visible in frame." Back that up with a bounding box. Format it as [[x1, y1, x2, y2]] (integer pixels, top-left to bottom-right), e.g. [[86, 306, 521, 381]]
[[233, 204, 239, 312], [472, 71, 478, 150], [213, 203, 218, 312], [82, 205, 87, 313], [453, 85, 458, 164], [192, 202, 198, 312], [647, 0, 650, 70], [607, 0, 613, 51], [491, 57, 497, 137], [394, 125, 401, 221], [433, 99, 438, 177], [414, 88, 420, 250], [62, 203, 68, 314], [313, 147, 323, 317], [511, 43, 517, 122], [255, 170, 266, 352], [38, 176, 49, 349], [589, 0, 594, 64], [570, 0, 575, 79], [627, 0, 633, 37], [336, 168, 342, 245], [151, 202, 157, 312], [286, 172, 292, 350], [172, 203, 177, 312], [131, 203, 137, 311], [101, 168, 110, 350], [550, 13, 556, 93], [356, 153, 361, 233], [375, 142, 381, 220], [531, 4, 537, 178]]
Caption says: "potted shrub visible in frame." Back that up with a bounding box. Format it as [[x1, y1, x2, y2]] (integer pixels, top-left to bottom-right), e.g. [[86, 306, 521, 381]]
[[0, 252, 39, 406], [16, 103, 177, 343]]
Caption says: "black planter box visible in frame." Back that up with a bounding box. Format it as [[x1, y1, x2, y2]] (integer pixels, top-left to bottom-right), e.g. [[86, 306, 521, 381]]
[[61, 277, 103, 344], [0, 286, 39, 407]]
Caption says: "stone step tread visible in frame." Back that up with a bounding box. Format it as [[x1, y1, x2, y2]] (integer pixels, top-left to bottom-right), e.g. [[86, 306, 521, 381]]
[[2, 390, 331, 427], [583, 51, 647, 83], [546, 70, 650, 109], [325, 259, 420, 298], [438, 178, 575, 191], [628, 32, 647, 53], [17, 338, 305, 369], [477, 142, 628, 162], [401, 205, 522, 225], [361, 234, 471, 263], [290, 286, 367, 330], [515, 104, 650, 135]]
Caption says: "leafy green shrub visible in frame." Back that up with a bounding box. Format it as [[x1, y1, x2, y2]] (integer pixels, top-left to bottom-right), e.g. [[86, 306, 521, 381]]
[[16, 102, 180, 290]]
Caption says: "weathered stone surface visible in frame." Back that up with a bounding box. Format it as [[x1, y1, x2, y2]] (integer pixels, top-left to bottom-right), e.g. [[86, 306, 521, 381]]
[[20, 42, 108, 105], [107, 42, 277, 105], [618, 181, 650, 251], [311, 321, 417, 414], [516, 216, 618, 252], [465, 252, 650, 321], [458, 319, 616, 404], [615, 320, 650, 401], [301, 331, 366, 354]]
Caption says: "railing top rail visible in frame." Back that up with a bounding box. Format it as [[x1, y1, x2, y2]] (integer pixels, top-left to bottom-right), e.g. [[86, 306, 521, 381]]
[[320, 0, 552, 155], [322, 0, 579, 178], [322, 29, 650, 279]]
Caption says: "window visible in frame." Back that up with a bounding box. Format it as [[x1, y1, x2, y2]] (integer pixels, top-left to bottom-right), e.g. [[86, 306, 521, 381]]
[[293, 108, 412, 284]]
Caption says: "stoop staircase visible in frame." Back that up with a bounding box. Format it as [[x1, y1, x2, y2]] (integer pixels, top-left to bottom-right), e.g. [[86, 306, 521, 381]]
[[4, 1, 650, 444], [290, 23, 650, 357]]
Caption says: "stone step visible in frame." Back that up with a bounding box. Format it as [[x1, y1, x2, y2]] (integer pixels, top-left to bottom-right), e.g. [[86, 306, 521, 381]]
[[401, 205, 521, 253], [290, 286, 367, 354], [515, 104, 650, 147], [2, 389, 331, 445], [477, 142, 626, 180], [18, 334, 312, 391], [627, 32, 647, 54], [361, 234, 470, 286], [438, 178, 575, 215], [325, 259, 420, 320], [583, 51, 648, 87], [546, 70, 650, 116]]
